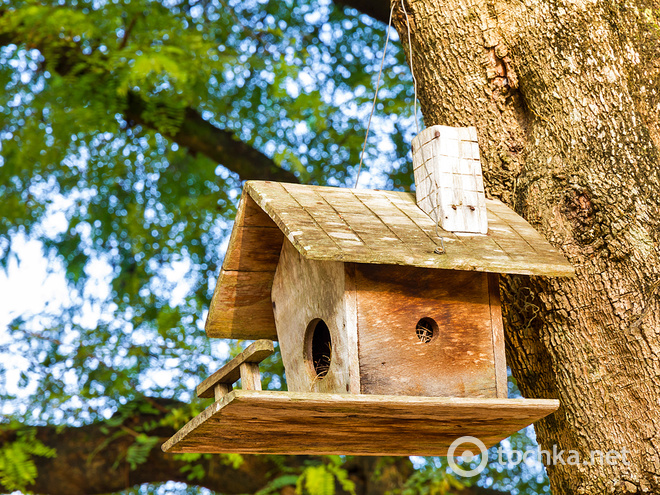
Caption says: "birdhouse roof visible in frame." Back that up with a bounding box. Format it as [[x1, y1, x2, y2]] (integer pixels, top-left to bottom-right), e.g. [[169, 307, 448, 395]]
[[206, 180, 573, 340]]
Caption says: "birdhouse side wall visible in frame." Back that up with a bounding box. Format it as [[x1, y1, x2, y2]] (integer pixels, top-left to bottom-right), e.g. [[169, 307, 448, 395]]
[[206, 194, 283, 340], [354, 264, 504, 398], [271, 239, 359, 394]]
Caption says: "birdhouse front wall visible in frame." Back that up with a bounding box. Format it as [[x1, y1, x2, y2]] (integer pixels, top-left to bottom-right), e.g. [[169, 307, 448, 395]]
[[354, 264, 503, 398]]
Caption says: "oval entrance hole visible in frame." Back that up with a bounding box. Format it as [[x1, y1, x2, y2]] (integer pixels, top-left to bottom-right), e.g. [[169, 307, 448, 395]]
[[306, 319, 332, 379]]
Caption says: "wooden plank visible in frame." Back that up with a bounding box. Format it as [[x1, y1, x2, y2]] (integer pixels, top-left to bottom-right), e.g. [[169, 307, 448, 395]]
[[240, 362, 262, 391], [220, 193, 282, 282], [386, 192, 513, 268], [240, 192, 278, 227], [206, 192, 283, 339], [344, 264, 361, 394], [222, 225, 283, 272], [205, 269, 278, 340], [362, 190, 476, 266], [367, 192, 504, 271], [356, 265, 498, 398], [162, 390, 560, 455], [280, 183, 374, 259], [384, 190, 460, 249], [197, 340, 274, 398], [488, 274, 508, 398], [487, 204, 564, 257], [315, 188, 412, 263], [245, 181, 344, 260], [353, 189, 438, 253], [271, 239, 353, 394], [214, 384, 232, 401]]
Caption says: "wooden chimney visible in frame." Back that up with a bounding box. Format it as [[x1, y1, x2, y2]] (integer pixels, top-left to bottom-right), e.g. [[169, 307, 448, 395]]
[[412, 125, 488, 234]]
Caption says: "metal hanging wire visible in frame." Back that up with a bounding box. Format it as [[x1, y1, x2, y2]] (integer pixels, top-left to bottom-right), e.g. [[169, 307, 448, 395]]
[[354, 2, 395, 189], [400, 0, 446, 253], [354, 0, 447, 254]]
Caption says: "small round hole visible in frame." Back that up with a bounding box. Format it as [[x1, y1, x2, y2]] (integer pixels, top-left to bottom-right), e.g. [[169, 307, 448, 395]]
[[305, 319, 333, 379], [416, 317, 438, 343]]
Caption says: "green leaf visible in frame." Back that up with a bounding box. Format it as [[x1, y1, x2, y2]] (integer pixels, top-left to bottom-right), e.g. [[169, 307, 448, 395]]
[[256, 474, 300, 495], [125, 434, 160, 470], [0, 427, 56, 492]]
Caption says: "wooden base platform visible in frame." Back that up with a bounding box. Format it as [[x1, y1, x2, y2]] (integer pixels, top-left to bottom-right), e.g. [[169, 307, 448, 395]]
[[162, 391, 559, 456]]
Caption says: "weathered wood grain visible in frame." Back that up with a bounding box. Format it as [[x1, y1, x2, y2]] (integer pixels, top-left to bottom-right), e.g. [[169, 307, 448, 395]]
[[222, 226, 283, 272], [197, 340, 274, 398], [244, 181, 574, 276], [161, 390, 560, 455], [246, 181, 344, 260], [488, 274, 508, 398], [222, 193, 283, 273], [279, 183, 373, 259], [314, 187, 413, 263], [344, 264, 361, 394], [412, 125, 488, 234], [214, 384, 232, 401], [352, 189, 440, 260], [355, 264, 498, 398], [271, 239, 354, 394], [239, 363, 262, 391], [205, 269, 277, 340], [205, 193, 283, 340]]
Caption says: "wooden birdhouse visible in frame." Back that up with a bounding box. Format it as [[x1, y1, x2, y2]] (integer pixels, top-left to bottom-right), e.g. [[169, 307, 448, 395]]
[[163, 125, 574, 456]]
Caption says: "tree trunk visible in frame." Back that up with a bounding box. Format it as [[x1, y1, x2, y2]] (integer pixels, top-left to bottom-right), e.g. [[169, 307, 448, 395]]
[[391, 0, 660, 493]]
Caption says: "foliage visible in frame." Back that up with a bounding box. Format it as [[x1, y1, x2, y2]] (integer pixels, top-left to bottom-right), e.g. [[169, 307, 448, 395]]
[[174, 452, 243, 482], [295, 456, 356, 495], [124, 434, 161, 470], [0, 0, 414, 426], [256, 456, 356, 495], [393, 461, 466, 495], [0, 425, 56, 492]]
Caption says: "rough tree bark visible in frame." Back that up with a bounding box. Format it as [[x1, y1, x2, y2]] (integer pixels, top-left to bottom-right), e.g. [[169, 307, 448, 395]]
[[391, 0, 660, 493]]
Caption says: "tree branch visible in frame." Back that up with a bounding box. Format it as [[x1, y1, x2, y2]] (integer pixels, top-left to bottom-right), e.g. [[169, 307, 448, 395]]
[[0, 12, 298, 184], [118, 15, 138, 50], [332, 0, 391, 24], [124, 93, 298, 182]]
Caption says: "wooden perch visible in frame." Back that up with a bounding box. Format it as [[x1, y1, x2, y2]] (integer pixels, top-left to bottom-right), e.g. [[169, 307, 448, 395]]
[[197, 340, 274, 400]]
